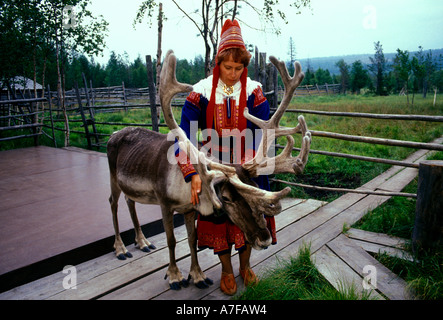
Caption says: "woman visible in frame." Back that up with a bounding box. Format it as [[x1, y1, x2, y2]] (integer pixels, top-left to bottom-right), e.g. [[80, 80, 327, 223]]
[[175, 19, 276, 296]]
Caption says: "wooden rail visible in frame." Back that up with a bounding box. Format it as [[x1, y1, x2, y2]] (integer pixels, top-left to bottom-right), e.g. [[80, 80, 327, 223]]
[[0, 97, 56, 146]]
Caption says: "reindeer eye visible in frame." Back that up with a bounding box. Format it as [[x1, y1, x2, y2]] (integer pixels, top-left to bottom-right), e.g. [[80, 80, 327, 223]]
[[222, 196, 231, 202]]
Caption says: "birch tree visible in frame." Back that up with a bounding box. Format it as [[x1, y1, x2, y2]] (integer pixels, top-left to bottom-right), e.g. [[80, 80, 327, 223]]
[[134, 0, 311, 76]]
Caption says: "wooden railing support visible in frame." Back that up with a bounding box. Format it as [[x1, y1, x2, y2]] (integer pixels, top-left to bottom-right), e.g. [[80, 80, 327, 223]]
[[412, 160, 443, 257]]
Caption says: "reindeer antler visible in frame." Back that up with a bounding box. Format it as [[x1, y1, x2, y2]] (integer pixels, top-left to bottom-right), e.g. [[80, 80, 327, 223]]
[[241, 57, 311, 177], [160, 51, 310, 217], [160, 50, 228, 209]]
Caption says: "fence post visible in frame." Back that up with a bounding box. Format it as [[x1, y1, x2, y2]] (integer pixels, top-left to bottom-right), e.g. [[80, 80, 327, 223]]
[[82, 73, 99, 147], [259, 52, 267, 89], [273, 64, 278, 109], [122, 81, 128, 112], [146, 55, 159, 132], [412, 160, 443, 257], [254, 46, 259, 81], [47, 85, 57, 148], [74, 82, 92, 149]]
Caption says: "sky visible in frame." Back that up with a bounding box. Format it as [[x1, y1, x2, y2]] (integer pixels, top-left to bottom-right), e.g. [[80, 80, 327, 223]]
[[87, 0, 443, 65]]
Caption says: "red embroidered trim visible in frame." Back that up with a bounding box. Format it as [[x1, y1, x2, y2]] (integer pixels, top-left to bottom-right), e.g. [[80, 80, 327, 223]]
[[197, 216, 246, 254], [176, 150, 196, 178], [186, 92, 201, 109], [253, 86, 266, 107]]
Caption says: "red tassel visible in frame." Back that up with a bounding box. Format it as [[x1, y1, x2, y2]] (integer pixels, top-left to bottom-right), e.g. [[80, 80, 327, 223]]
[[206, 65, 248, 133], [206, 64, 220, 130], [238, 67, 248, 132]]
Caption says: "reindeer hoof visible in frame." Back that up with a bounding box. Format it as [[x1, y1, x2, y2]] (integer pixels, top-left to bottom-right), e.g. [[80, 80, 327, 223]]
[[169, 282, 182, 291], [116, 252, 133, 260], [180, 279, 190, 288], [192, 276, 213, 289], [141, 246, 151, 253], [148, 244, 156, 250], [195, 281, 209, 289]]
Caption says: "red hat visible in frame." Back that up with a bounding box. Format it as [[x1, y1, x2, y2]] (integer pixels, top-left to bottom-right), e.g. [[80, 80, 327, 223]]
[[207, 19, 248, 132], [217, 19, 247, 57]]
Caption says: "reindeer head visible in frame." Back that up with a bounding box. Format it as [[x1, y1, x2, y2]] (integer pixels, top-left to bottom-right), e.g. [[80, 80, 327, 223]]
[[160, 50, 311, 250]]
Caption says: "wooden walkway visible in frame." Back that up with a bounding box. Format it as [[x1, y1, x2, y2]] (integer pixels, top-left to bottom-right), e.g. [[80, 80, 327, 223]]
[[0, 146, 163, 290], [1, 139, 439, 300]]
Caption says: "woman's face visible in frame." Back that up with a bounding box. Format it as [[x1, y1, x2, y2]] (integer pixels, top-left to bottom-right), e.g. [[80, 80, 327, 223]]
[[219, 55, 244, 87]]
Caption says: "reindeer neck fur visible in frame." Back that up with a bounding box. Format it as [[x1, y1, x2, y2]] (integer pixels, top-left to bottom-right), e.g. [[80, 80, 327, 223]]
[[107, 127, 215, 216]]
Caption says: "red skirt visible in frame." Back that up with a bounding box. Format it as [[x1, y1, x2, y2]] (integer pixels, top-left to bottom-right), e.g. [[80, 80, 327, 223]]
[[197, 214, 277, 255]]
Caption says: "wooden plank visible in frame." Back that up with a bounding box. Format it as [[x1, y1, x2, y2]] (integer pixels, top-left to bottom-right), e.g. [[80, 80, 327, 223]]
[[4, 137, 434, 300], [309, 130, 443, 151], [346, 228, 408, 249], [1, 198, 319, 300], [275, 199, 327, 229], [312, 245, 384, 300], [351, 238, 414, 262], [327, 234, 413, 300], [247, 151, 425, 286], [0, 223, 189, 300], [101, 198, 326, 300], [280, 198, 305, 210], [103, 244, 222, 300], [47, 237, 193, 300]]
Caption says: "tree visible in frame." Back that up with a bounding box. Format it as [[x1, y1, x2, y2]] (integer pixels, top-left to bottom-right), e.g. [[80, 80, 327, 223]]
[[368, 41, 388, 96], [43, 0, 108, 146], [301, 59, 314, 85], [413, 46, 439, 98], [335, 59, 350, 94], [392, 49, 411, 101], [350, 60, 369, 94], [287, 36, 296, 75], [314, 68, 332, 85], [0, 0, 42, 93], [135, 0, 311, 76]]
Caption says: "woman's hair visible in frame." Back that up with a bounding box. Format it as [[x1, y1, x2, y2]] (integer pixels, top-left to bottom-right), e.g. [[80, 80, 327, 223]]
[[216, 47, 252, 67]]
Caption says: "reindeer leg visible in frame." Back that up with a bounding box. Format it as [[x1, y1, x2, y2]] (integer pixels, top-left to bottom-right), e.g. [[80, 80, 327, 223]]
[[161, 205, 187, 290], [184, 211, 213, 289], [125, 196, 156, 252], [109, 181, 132, 260]]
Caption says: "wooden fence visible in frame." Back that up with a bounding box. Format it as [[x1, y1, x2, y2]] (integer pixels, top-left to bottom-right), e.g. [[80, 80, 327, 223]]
[[3, 57, 442, 201], [294, 83, 341, 96], [2, 75, 442, 253], [0, 97, 56, 147]]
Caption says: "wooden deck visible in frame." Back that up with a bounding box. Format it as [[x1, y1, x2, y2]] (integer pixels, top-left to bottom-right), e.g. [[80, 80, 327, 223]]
[[0, 146, 163, 291], [1, 140, 438, 300]]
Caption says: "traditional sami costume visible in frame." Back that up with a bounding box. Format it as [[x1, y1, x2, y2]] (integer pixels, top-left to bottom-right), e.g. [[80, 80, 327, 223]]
[[175, 19, 277, 256]]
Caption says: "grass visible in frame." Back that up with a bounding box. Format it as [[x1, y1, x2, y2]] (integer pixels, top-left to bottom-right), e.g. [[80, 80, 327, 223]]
[[3, 93, 442, 299], [273, 94, 443, 201], [351, 151, 443, 300], [235, 246, 375, 300]]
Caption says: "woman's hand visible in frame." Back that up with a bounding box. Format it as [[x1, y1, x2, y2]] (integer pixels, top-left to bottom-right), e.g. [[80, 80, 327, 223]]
[[191, 174, 202, 205]]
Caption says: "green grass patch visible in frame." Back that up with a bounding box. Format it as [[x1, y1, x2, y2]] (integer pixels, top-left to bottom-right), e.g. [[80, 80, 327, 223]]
[[3, 94, 442, 299], [235, 246, 374, 300], [351, 151, 443, 300], [273, 94, 443, 202]]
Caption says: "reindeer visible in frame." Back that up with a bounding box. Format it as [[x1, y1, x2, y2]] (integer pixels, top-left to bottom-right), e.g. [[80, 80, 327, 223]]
[[106, 50, 311, 290]]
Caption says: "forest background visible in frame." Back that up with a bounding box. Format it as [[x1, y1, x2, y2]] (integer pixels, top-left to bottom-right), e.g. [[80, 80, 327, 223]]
[[1, 0, 443, 99]]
